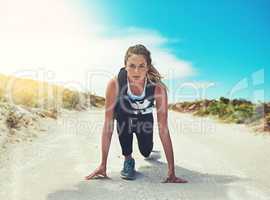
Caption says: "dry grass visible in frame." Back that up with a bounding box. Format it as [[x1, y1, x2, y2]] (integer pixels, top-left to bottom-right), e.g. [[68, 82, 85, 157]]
[[0, 73, 105, 111], [169, 97, 270, 133]]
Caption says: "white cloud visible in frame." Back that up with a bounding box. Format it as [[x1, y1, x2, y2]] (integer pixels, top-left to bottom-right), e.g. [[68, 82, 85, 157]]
[[0, 0, 195, 97]]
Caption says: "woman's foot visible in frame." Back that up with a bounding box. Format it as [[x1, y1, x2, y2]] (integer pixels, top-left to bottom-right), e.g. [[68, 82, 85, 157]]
[[120, 157, 136, 180], [144, 150, 161, 161]]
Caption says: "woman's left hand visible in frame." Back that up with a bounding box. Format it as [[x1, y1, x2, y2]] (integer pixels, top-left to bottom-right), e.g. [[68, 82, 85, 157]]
[[162, 174, 188, 183]]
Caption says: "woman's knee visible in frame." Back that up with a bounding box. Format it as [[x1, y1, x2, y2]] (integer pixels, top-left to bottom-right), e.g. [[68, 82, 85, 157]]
[[139, 142, 153, 157]]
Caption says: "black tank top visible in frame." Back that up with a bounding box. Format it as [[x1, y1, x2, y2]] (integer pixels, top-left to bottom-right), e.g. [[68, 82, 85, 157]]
[[113, 67, 156, 120]]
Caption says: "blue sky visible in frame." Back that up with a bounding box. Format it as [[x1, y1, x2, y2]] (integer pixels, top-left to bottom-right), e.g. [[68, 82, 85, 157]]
[[83, 0, 269, 102], [1, 0, 268, 103]]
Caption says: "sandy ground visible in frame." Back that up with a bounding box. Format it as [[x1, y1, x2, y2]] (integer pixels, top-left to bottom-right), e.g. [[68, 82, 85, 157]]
[[0, 108, 270, 200]]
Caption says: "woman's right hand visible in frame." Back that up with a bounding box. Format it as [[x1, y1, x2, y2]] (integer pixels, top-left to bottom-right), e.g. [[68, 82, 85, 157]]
[[84, 164, 109, 180], [84, 78, 117, 181]]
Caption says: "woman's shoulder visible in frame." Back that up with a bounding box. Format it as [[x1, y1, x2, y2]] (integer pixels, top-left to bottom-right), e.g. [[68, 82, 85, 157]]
[[106, 76, 119, 93], [154, 81, 167, 96]]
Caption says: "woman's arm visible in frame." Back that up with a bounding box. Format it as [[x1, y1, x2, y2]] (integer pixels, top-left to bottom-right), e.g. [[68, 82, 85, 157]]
[[85, 78, 118, 180], [100, 78, 118, 167], [155, 83, 175, 174], [155, 83, 187, 183]]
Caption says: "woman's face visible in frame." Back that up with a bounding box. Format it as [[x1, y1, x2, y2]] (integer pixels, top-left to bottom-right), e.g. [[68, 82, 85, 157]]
[[125, 54, 148, 83]]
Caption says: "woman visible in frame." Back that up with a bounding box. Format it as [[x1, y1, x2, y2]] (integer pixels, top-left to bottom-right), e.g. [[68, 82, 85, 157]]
[[85, 44, 188, 183]]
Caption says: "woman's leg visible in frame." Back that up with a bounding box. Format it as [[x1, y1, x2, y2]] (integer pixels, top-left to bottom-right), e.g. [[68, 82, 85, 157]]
[[135, 114, 154, 158], [117, 117, 136, 179], [117, 117, 134, 158]]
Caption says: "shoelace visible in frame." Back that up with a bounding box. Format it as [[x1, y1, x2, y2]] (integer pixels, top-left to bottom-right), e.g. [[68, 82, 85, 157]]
[[124, 160, 134, 172]]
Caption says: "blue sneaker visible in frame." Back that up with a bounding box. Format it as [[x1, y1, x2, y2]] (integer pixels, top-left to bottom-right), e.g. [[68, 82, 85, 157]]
[[120, 158, 136, 180]]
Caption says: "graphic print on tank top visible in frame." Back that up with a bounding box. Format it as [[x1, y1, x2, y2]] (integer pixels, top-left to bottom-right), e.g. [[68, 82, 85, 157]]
[[127, 76, 152, 114], [114, 67, 156, 117]]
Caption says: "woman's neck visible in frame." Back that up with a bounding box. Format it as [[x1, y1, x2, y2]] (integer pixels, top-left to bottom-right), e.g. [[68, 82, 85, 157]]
[[127, 76, 146, 94]]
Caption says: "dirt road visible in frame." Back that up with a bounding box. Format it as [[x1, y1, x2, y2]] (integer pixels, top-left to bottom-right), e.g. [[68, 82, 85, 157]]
[[1, 108, 270, 200]]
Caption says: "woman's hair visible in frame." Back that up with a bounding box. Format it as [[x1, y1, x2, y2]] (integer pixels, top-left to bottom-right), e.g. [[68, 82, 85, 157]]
[[124, 44, 168, 90]]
